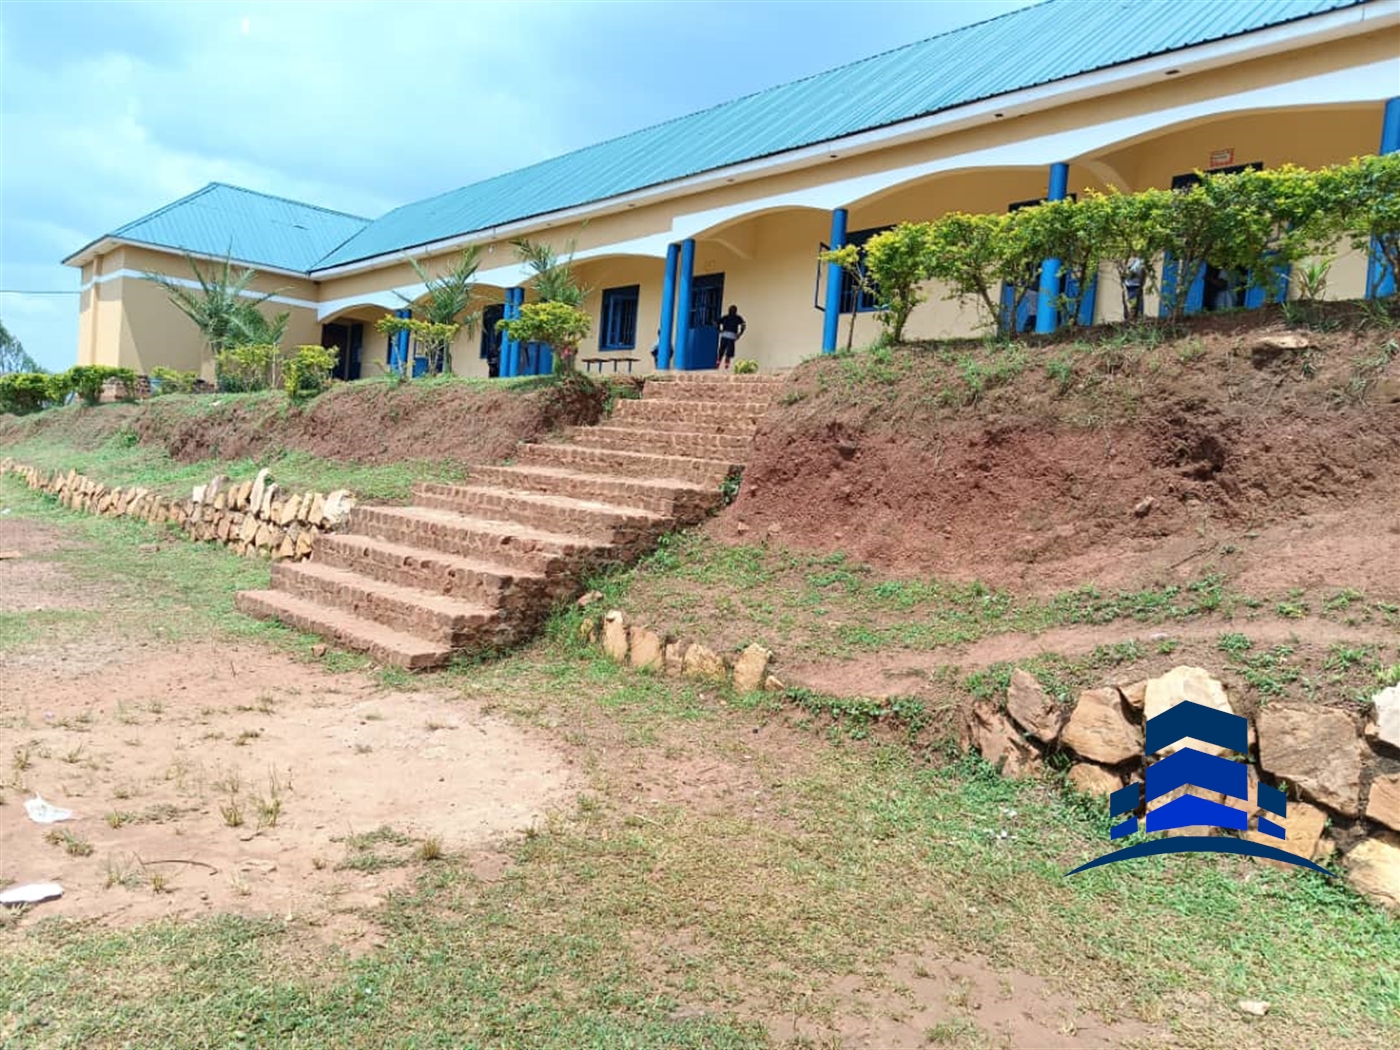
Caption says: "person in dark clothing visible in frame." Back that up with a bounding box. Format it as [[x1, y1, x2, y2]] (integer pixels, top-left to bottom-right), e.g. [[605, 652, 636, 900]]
[[717, 306, 746, 369]]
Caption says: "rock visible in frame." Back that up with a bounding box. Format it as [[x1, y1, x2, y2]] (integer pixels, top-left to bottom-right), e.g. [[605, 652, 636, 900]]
[[1143, 666, 1234, 756], [308, 492, 326, 524], [1068, 763, 1125, 797], [735, 522, 749, 535], [1062, 687, 1141, 765], [278, 494, 302, 526], [601, 611, 629, 662], [1373, 685, 1400, 750], [1133, 496, 1155, 518], [298, 492, 315, 523], [276, 534, 296, 560], [629, 627, 663, 671], [235, 480, 253, 510], [322, 490, 355, 527], [577, 590, 603, 608], [213, 491, 227, 511], [682, 643, 726, 681], [207, 474, 230, 501], [249, 468, 272, 515], [254, 522, 275, 549], [1366, 773, 1400, 833], [1245, 798, 1329, 866], [192, 484, 207, 504], [1257, 704, 1363, 816], [259, 484, 279, 518], [1255, 333, 1309, 352], [664, 641, 686, 676], [764, 674, 785, 692], [967, 699, 1040, 778], [1120, 680, 1148, 710], [732, 644, 772, 693], [1237, 1000, 1271, 1018], [1345, 834, 1400, 910], [1005, 669, 1066, 744], [766, 523, 781, 537], [310, 643, 327, 658], [238, 515, 260, 543], [296, 531, 314, 558]]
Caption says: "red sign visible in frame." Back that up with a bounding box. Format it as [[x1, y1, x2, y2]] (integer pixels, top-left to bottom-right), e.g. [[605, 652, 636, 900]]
[[1208, 148, 1235, 169]]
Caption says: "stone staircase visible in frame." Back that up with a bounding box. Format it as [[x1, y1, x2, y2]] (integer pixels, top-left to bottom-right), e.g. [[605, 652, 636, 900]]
[[235, 373, 785, 668]]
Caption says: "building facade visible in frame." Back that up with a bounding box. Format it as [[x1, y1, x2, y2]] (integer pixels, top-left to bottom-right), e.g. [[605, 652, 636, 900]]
[[63, 0, 1400, 381]]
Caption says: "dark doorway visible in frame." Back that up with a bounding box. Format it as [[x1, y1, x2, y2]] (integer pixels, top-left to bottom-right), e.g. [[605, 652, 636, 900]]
[[321, 322, 363, 382], [686, 272, 725, 370], [481, 303, 504, 378]]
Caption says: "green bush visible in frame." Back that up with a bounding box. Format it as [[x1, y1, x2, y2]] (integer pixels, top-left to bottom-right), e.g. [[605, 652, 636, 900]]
[[733, 358, 759, 374], [283, 344, 337, 402], [215, 343, 280, 392], [150, 366, 200, 394], [0, 372, 56, 414], [63, 365, 138, 406]]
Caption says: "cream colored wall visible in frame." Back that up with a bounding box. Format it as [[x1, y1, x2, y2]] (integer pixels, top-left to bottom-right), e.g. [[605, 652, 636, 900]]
[[571, 257, 668, 375]]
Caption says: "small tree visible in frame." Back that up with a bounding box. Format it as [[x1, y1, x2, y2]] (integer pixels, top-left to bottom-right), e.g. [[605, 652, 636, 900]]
[[377, 248, 483, 377], [145, 253, 283, 369], [496, 301, 592, 374], [818, 243, 878, 352], [283, 345, 338, 401], [0, 319, 43, 374], [1323, 153, 1400, 298], [1092, 187, 1171, 321], [924, 212, 1020, 338]]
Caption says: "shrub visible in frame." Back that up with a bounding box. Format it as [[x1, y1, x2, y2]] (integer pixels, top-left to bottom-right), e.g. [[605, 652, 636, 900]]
[[283, 344, 337, 401], [733, 358, 759, 374], [149, 367, 200, 394], [0, 372, 56, 414], [215, 343, 281, 392], [63, 365, 137, 406], [496, 301, 592, 374]]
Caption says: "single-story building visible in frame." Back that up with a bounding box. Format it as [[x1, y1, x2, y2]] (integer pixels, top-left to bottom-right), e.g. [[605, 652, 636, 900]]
[[63, 0, 1400, 381]]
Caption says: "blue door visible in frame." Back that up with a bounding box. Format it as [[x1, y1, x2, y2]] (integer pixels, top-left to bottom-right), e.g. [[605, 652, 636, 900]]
[[686, 273, 725, 370]]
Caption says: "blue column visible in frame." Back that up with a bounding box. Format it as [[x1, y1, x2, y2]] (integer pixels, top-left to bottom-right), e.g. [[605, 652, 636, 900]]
[[821, 207, 849, 353], [673, 238, 696, 370], [1035, 162, 1070, 334], [1366, 97, 1400, 299], [392, 307, 411, 373], [502, 288, 522, 377], [657, 243, 679, 370]]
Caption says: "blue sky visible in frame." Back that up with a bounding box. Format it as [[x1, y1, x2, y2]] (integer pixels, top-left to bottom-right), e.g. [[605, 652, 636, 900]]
[[0, 0, 1037, 372]]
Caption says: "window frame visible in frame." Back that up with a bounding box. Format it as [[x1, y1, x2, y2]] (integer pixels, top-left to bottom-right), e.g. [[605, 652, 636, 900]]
[[838, 226, 891, 315], [599, 284, 641, 351]]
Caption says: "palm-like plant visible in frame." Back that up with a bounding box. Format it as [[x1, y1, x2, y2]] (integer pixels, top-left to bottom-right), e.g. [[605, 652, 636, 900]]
[[512, 237, 588, 307], [145, 253, 282, 362], [393, 247, 484, 375]]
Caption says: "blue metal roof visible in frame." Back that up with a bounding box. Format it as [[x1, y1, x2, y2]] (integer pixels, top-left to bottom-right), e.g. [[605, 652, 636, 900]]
[[315, 0, 1366, 270], [103, 183, 368, 273]]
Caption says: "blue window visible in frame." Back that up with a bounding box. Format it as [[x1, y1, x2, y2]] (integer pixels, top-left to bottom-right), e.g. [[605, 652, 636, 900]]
[[839, 226, 890, 314], [600, 285, 639, 350]]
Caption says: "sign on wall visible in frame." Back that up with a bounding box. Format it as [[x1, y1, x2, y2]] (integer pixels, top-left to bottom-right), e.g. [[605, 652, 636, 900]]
[[1208, 148, 1236, 169]]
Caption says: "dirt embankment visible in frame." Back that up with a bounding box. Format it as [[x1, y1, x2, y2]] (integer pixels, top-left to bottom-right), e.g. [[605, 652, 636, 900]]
[[0, 377, 611, 467], [721, 308, 1400, 596]]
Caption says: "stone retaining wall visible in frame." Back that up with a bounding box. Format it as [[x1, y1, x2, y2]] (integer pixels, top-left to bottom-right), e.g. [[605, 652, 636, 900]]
[[967, 664, 1399, 909], [1, 459, 354, 561]]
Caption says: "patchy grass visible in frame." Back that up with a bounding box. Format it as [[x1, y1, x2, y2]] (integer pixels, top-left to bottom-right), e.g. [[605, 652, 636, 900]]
[[1, 431, 466, 503]]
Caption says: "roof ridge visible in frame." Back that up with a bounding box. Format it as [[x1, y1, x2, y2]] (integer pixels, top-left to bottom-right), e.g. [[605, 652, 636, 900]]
[[110, 183, 222, 237], [201, 182, 371, 222]]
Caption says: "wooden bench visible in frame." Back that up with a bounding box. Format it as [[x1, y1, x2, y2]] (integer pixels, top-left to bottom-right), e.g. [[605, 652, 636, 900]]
[[581, 356, 641, 374]]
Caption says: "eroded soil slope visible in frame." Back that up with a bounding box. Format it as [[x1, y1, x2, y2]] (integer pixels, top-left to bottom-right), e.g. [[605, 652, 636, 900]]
[[722, 308, 1400, 595]]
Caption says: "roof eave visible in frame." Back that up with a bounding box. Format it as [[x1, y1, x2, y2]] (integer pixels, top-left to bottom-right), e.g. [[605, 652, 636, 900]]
[[64, 236, 314, 280]]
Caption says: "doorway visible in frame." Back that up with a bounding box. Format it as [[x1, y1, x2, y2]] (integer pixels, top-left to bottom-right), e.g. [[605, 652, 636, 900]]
[[321, 322, 363, 382], [481, 303, 504, 378], [685, 272, 725, 370]]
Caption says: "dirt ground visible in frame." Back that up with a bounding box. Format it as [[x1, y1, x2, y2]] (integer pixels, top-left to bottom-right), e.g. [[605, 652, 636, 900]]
[[0, 518, 576, 950]]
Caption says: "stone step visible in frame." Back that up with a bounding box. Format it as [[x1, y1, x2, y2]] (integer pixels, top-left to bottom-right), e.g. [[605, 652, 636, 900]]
[[412, 481, 663, 546], [567, 425, 753, 458], [643, 375, 786, 401], [611, 399, 767, 431], [350, 504, 605, 574], [603, 415, 761, 437], [315, 532, 550, 617], [271, 561, 502, 649], [235, 589, 451, 669], [468, 464, 717, 519], [515, 442, 738, 487]]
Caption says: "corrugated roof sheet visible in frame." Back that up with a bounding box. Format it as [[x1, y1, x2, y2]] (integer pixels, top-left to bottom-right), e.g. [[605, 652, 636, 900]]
[[107, 183, 369, 273], [315, 0, 1368, 270]]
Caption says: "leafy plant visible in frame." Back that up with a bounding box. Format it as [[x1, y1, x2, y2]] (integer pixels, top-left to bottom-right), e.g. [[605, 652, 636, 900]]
[[0, 372, 56, 414], [145, 253, 284, 368], [382, 248, 484, 377], [497, 301, 592, 375], [149, 367, 200, 394], [733, 358, 759, 374], [283, 345, 338, 401], [215, 343, 281, 393], [63, 365, 137, 406]]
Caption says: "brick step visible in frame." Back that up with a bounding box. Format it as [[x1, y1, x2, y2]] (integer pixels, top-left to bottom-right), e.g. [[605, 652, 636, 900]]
[[468, 464, 717, 519], [601, 415, 761, 437], [271, 561, 502, 649], [643, 376, 786, 401], [315, 532, 550, 616], [412, 481, 663, 545], [235, 590, 451, 669], [515, 441, 738, 487], [350, 504, 606, 574], [567, 425, 753, 458], [613, 398, 771, 425]]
